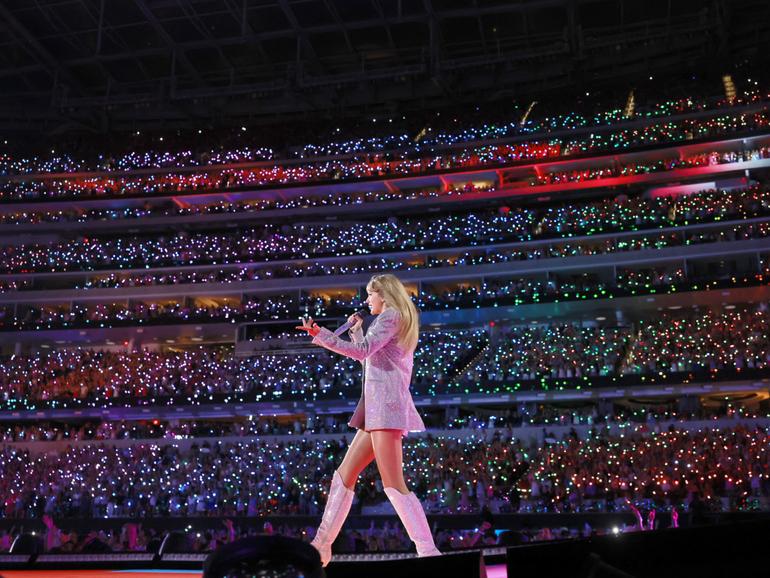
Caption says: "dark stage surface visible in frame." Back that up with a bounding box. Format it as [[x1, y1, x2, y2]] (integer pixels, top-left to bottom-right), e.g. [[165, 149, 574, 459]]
[[0, 564, 509, 578]]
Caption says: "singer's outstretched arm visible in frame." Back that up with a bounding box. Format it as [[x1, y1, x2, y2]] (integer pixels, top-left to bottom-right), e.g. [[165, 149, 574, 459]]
[[313, 308, 399, 361]]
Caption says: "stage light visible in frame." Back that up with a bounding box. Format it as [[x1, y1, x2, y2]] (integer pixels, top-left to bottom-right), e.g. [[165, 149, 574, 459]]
[[624, 90, 636, 117], [520, 101, 537, 126], [723, 74, 736, 103], [413, 127, 429, 143]]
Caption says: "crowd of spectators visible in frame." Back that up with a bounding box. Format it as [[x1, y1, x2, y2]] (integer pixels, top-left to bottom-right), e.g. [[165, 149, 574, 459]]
[[0, 328, 489, 406], [0, 143, 536, 201], [461, 324, 629, 394], [0, 416, 346, 443], [60, 258, 747, 299], [5, 293, 363, 331], [459, 303, 770, 395], [0, 513, 596, 554], [2, 83, 770, 560], [0, 89, 762, 178], [419, 265, 704, 310], [0, 189, 420, 226], [419, 262, 758, 310], [2, 401, 762, 444], [440, 402, 764, 430], [0, 424, 766, 523], [0, 113, 770, 205], [0, 253, 765, 336], [533, 146, 770, 186], [0, 347, 356, 405], [2, 303, 770, 407], [0, 160, 766, 236], [0, 516, 504, 555], [1, 187, 769, 276], [521, 425, 769, 513], [621, 303, 770, 375], [0, 272, 674, 330], [0, 113, 768, 203]]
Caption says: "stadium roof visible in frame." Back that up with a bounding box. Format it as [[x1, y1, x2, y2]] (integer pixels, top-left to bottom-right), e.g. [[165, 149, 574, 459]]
[[0, 0, 768, 133]]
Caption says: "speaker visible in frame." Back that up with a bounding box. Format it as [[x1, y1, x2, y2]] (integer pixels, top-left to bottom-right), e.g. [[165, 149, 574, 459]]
[[507, 518, 770, 578], [326, 550, 485, 578], [203, 536, 322, 578]]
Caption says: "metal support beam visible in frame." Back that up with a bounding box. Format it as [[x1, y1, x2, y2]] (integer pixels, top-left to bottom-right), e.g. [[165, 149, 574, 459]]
[[712, 0, 732, 59], [423, 0, 440, 74], [96, 0, 105, 54], [321, 0, 356, 56], [175, 0, 238, 78], [79, 0, 154, 85], [370, 0, 397, 51], [223, 0, 271, 63], [0, 2, 87, 97], [133, 0, 204, 87], [0, 0, 765, 132], [472, 0, 488, 53], [277, 0, 320, 69], [566, 0, 583, 60]]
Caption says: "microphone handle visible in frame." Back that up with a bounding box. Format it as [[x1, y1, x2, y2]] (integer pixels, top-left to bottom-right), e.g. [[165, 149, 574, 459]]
[[332, 319, 354, 337], [332, 310, 366, 337]]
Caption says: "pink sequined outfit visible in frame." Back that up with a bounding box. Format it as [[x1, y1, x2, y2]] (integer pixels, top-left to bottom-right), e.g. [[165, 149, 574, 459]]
[[312, 308, 425, 433]]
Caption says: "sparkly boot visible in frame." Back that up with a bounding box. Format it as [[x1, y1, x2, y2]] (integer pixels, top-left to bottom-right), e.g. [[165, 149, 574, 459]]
[[311, 470, 354, 567], [384, 487, 442, 557]]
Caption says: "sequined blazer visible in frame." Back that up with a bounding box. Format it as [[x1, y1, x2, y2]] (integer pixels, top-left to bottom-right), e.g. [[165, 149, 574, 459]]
[[312, 307, 425, 433]]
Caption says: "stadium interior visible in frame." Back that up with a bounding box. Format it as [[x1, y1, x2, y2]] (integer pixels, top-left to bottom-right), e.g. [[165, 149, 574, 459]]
[[1, 0, 770, 576]]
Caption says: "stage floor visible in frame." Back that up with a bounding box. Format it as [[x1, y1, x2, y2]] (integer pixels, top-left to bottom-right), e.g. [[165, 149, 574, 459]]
[[0, 565, 508, 578], [1, 572, 202, 578]]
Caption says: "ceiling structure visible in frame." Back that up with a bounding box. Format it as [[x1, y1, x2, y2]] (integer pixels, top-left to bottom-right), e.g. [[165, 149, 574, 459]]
[[0, 0, 768, 134]]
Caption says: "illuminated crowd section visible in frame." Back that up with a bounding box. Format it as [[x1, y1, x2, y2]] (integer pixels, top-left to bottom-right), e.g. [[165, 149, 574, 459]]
[[0, 304, 768, 406], [1, 84, 770, 558]]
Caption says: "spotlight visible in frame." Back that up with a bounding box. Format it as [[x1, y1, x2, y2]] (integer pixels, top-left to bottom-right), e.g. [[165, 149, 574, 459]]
[[624, 90, 636, 118], [722, 74, 736, 103], [520, 101, 537, 126]]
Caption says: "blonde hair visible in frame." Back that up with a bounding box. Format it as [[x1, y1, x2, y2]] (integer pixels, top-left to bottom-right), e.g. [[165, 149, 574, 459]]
[[367, 274, 419, 352]]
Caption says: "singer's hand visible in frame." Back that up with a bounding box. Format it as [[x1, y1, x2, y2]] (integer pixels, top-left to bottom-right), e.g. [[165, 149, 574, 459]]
[[348, 313, 363, 333], [296, 316, 321, 337]]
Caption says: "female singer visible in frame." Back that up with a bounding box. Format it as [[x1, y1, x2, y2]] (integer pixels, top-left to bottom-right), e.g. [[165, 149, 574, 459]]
[[296, 273, 440, 566]]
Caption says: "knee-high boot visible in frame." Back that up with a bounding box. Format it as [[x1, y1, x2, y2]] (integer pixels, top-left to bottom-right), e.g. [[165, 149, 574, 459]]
[[384, 487, 442, 557], [311, 470, 354, 567]]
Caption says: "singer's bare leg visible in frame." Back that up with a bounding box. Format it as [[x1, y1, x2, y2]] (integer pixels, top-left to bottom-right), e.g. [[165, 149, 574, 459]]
[[336, 429, 375, 489], [373, 429, 440, 557], [370, 429, 409, 493], [312, 429, 374, 566]]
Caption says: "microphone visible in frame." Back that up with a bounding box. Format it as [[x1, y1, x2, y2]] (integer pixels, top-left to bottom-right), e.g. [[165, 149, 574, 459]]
[[333, 309, 367, 337]]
